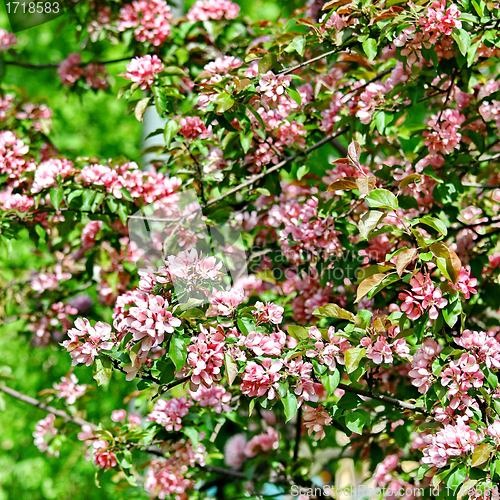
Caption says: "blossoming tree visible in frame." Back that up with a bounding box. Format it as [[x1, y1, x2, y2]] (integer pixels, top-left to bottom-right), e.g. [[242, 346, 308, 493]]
[[1, 0, 500, 498]]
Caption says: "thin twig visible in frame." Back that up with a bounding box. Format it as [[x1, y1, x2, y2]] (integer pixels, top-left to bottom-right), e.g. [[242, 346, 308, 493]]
[[278, 47, 342, 75], [4, 56, 132, 70], [0, 385, 97, 429], [206, 128, 348, 207], [337, 383, 429, 415]]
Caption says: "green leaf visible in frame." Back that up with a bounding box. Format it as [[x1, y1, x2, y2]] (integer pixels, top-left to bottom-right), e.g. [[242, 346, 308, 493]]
[[258, 53, 275, 74], [358, 210, 386, 239], [135, 97, 150, 122], [287, 87, 302, 106], [239, 130, 253, 154], [282, 392, 298, 422], [312, 303, 354, 321], [164, 120, 181, 148], [442, 297, 462, 327], [117, 203, 128, 225], [93, 357, 112, 386], [287, 325, 309, 341], [374, 111, 386, 134], [214, 93, 235, 113], [365, 189, 398, 211], [81, 190, 97, 212], [287, 36, 306, 56], [452, 28, 471, 57], [169, 336, 188, 371], [91, 191, 106, 213], [296, 165, 309, 181], [345, 347, 365, 374], [49, 187, 64, 211], [362, 38, 378, 61], [120, 187, 134, 202], [418, 216, 448, 236], [183, 427, 199, 449], [321, 370, 340, 395], [355, 272, 387, 303], [224, 353, 238, 386], [345, 409, 367, 434]]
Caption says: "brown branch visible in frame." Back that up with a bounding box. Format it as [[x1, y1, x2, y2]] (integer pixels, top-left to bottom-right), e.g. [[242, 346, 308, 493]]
[[293, 407, 302, 461], [0, 384, 97, 429], [4, 56, 133, 70], [462, 183, 500, 189], [337, 383, 429, 415], [206, 127, 348, 207], [278, 47, 342, 76]]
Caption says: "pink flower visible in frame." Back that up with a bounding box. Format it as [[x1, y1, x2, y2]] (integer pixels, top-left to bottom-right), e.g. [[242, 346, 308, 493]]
[[144, 459, 193, 499], [0, 131, 32, 181], [244, 330, 286, 357], [58, 53, 84, 87], [147, 397, 192, 431], [188, 325, 226, 387], [487, 420, 500, 445], [123, 55, 164, 90], [408, 339, 442, 394], [62, 318, 114, 367], [187, 0, 240, 22], [452, 267, 478, 299], [455, 329, 500, 369], [93, 440, 117, 470], [179, 116, 209, 139], [0, 192, 34, 212], [420, 1, 462, 44], [32, 158, 74, 193], [0, 29, 17, 51], [111, 409, 127, 422], [303, 405, 332, 440], [118, 0, 173, 46], [203, 56, 242, 75], [252, 301, 284, 325], [224, 433, 247, 469], [33, 414, 58, 455], [240, 358, 283, 400], [189, 384, 231, 413], [422, 417, 479, 468], [244, 427, 279, 457], [128, 414, 142, 425], [360, 336, 393, 365], [423, 109, 465, 155], [54, 374, 87, 405], [81, 221, 103, 251], [209, 288, 244, 316]]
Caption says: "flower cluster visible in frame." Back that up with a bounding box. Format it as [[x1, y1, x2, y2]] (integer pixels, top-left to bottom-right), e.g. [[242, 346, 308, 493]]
[[398, 272, 448, 320], [123, 55, 164, 90], [54, 374, 87, 405], [186, 0, 240, 22], [147, 397, 193, 431]]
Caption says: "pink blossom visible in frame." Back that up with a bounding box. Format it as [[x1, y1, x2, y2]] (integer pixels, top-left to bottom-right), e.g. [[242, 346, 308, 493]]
[[0, 131, 32, 181], [224, 433, 248, 469], [58, 53, 85, 87], [81, 221, 103, 251], [409, 339, 443, 394], [189, 384, 231, 413], [203, 56, 242, 75], [303, 405, 332, 440], [487, 420, 500, 445], [188, 325, 226, 387], [306, 326, 351, 371], [128, 414, 142, 425], [118, 0, 173, 46], [32, 158, 74, 193], [420, 1, 462, 44], [257, 72, 292, 106], [147, 397, 192, 431], [111, 409, 127, 422], [93, 440, 117, 470], [423, 109, 465, 155], [244, 329, 286, 357], [209, 288, 244, 316], [253, 301, 284, 325], [0, 192, 34, 212], [144, 459, 192, 499], [54, 374, 87, 405], [452, 267, 478, 299], [422, 417, 479, 468], [240, 358, 283, 400], [244, 427, 279, 457], [360, 336, 393, 365], [62, 318, 114, 367], [33, 414, 58, 455], [179, 116, 209, 139], [455, 330, 500, 369], [0, 29, 17, 51], [123, 55, 164, 90], [187, 0, 240, 22], [286, 358, 319, 404]]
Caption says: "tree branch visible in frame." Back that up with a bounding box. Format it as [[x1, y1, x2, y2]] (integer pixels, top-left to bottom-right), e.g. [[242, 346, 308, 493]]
[[337, 383, 429, 416], [205, 128, 348, 207], [0, 384, 97, 429], [4, 56, 133, 70], [278, 47, 342, 75], [293, 407, 302, 461]]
